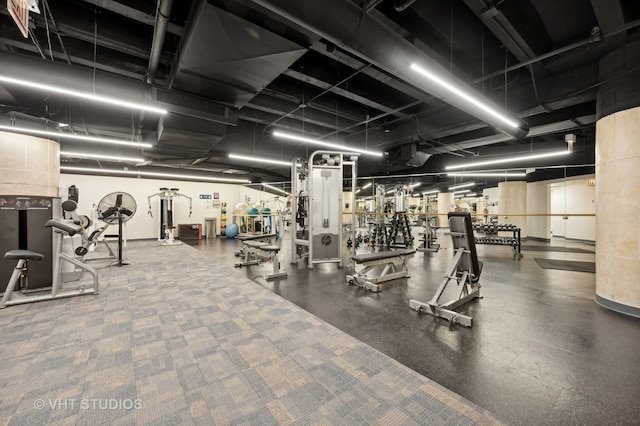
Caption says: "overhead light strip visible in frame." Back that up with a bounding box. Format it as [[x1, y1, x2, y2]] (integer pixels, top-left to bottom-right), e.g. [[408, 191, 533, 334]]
[[0, 125, 152, 148], [60, 151, 144, 162], [448, 172, 527, 177], [448, 182, 475, 191], [421, 189, 440, 195], [273, 131, 383, 157], [229, 153, 291, 167], [410, 64, 519, 128], [446, 150, 570, 170], [0, 75, 167, 114], [60, 166, 251, 183], [261, 183, 290, 196], [453, 189, 470, 194], [361, 182, 372, 189]]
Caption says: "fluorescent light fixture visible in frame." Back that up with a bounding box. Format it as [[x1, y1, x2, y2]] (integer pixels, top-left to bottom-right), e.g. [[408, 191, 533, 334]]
[[0, 125, 152, 148], [0, 75, 167, 114], [273, 131, 383, 157], [445, 150, 570, 170], [410, 64, 519, 128], [229, 153, 291, 167], [422, 189, 440, 195], [448, 182, 475, 191], [262, 183, 290, 196], [60, 151, 144, 162], [356, 189, 362, 194], [453, 189, 470, 194], [362, 182, 372, 189], [448, 172, 527, 177], [60, 166, 251, 183], [409, 183, 421, 188]]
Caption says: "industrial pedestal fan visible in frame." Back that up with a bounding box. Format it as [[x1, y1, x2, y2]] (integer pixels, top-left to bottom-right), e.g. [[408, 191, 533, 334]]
[[97, 192, 137, 266]]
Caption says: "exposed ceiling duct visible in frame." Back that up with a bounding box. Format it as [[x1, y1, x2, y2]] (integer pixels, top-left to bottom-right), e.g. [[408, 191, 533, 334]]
[[170, 1, 308, 108], [250, 0, 529, 139]]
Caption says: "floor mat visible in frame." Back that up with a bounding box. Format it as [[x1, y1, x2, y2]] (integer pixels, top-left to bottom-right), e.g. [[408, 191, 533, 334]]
[[522, 245, 594, 254], [535, 258, 596, 273]]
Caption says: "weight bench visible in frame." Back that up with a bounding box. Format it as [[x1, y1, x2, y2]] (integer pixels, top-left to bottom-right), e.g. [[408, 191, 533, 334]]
[[409, 212, 482, 327], [234, 233, 277, 257], [234, 240, 287, 281], [346, 248, 416, 292]]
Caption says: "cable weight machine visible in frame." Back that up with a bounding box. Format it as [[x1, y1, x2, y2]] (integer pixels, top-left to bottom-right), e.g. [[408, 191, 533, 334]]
[[147, 188, 192, 244]]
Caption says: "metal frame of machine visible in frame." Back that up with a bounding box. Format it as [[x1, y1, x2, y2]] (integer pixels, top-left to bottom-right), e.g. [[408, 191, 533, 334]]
[[291, 151, 357, 269]]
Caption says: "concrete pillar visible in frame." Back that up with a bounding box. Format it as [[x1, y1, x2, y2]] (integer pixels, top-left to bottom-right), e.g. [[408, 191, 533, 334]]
[[594, 108, 640, 317], [498, 181, 527, 237], [0, 131, 60, 196], [437, 192, 454, 227], [594, 39, 640, 317]]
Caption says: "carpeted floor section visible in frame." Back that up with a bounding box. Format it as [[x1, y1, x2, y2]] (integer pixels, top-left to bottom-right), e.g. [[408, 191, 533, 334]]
[[0, 240, 503, 425], [534, 258, 596, 273]]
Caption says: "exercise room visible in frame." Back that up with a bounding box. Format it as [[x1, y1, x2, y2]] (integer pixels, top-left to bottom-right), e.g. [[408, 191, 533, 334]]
[[0, 1, 639, 425]]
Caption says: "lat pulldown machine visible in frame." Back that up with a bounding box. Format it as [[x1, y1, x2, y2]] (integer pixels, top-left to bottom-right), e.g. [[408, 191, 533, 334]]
[[147, 188, 192, 244], [409, 212, 482, 327]]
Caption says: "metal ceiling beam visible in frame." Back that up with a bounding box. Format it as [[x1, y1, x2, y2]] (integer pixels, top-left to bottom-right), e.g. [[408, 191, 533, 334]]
[[309, 42, 440, 108], [250, 0, 528, 139], [12, 9, 173, 66], [260, 77, 367, 122], [590, 0, 626, 44], [0, 37, 146, 81], [423, 116, 595, 155], [463, 0, 540, 63], [244, 96, 354, 131], [281, 69, 409, 118], [78, 0, 184, 36]]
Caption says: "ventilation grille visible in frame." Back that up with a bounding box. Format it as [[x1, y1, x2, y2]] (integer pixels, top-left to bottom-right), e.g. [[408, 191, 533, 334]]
[[152, 88, 238, 125]]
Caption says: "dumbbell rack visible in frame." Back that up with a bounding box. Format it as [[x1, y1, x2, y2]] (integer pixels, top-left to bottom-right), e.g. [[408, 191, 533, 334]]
[[472, 223, 522, 255]]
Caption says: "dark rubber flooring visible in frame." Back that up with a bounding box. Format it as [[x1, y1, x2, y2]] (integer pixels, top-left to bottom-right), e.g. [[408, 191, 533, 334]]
[[190, 231, 640, 426]]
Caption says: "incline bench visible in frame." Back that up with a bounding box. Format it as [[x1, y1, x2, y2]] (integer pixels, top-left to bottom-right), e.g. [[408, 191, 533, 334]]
[[234, 235, 287, 281], [346, 248, 416, 292], [409, 211, 483, 327]]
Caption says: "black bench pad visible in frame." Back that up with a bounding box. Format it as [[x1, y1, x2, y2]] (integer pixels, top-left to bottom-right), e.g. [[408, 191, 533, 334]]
[[352, 248, 416, 264]]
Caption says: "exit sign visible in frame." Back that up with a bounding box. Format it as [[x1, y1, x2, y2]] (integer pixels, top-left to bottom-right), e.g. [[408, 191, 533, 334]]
[[587, 179, 596, 187]]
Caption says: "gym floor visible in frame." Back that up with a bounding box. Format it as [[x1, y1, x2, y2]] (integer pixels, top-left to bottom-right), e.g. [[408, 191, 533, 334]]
[[191, 229, 640, 425]]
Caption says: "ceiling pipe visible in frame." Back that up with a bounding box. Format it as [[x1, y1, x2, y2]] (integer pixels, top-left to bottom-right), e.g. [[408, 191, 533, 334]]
[[250, 0, 528, 140], [394, 0, 416, 12], [474, 19, 640, 84], [147, 0, 174, 84]]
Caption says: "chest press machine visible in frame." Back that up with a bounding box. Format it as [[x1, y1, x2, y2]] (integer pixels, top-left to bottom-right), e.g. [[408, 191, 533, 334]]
[[409, 212, 483, 327]]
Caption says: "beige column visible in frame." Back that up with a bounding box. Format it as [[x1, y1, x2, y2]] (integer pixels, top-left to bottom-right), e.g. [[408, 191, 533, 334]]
[[498, 181, 527, 237], [0, 131, 60, 196], [437, 192, 454, 227], [595, 107, 640, 316]]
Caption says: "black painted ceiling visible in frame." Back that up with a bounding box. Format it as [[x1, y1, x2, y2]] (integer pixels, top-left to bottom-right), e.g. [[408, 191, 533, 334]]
[[1, 0, 639, 194]]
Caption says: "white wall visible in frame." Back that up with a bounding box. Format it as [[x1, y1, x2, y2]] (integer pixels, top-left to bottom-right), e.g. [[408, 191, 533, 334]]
[[483, 187, 499, 216], [59, 174, 279, 240], [549, 175, 596, 241]]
